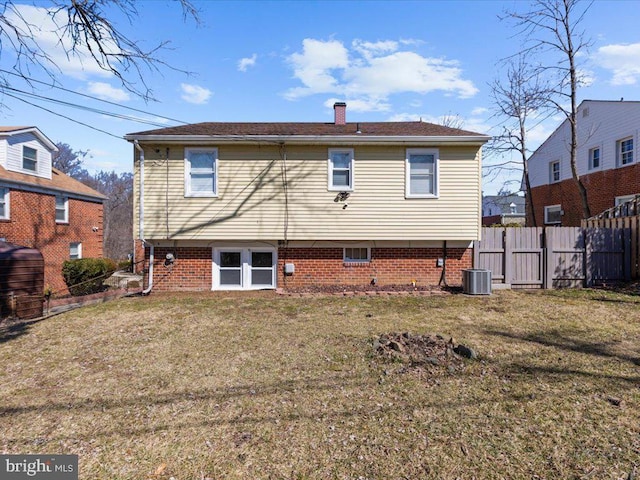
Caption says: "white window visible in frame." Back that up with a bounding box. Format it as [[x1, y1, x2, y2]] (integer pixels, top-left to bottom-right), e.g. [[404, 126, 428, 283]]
[[55, 195, 68, 223], [544, 205, 562, 225], [588, 147, 600, 170], [328, 148, 354, 191], [344, 247, 370, 263], [22, 146, 37, 171], [618, 137, 634, 166], [615, 194, 638, 206], [70, 242, 82, 259], [213, 248, 276, 290], [0, 187, 9, 220], [406, 148, 438, 198], [549, 161, 560, 183], [185, 147, 218, 197]]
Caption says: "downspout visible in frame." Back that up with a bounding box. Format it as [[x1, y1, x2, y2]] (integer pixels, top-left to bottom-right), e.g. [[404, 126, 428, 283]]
[[438, 240, 448, 288], [133, 140, 154, 294]]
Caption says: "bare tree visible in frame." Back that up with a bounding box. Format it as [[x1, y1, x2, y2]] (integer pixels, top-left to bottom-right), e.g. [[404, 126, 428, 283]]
[[52, 142, 89, 178], [489, 56, 551, 226], [0, 0, 199, 101], [439, 112, 465, 130], [504, 0, 593, 219]]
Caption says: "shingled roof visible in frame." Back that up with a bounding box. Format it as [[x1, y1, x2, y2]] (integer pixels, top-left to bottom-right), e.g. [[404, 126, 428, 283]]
[[127, 121, 486, 138], [0, 165, 105, 201]]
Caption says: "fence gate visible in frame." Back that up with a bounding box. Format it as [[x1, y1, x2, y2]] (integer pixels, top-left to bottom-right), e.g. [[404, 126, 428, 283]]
[[474, 227, 631, 289]]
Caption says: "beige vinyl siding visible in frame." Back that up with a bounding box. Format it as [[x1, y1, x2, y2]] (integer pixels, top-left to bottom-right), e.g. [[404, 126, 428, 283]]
[[134, 143, 482, 241]]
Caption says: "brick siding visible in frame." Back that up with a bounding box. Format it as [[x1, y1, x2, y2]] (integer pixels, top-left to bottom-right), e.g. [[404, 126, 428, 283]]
[[529, 162, 640, 226], [141, 245, 472, 291], [144, 246, 212, 291], [0, 188, 103, 294]]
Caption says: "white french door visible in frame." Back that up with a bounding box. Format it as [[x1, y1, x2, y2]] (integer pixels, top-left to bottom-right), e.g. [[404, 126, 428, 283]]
[[213, 247, 277, 290]]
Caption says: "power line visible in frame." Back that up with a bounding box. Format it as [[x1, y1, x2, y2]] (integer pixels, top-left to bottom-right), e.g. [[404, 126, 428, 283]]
[[3, 91, 123, 139], [0, 68, 188, 125], [3, 86, 176, 128]]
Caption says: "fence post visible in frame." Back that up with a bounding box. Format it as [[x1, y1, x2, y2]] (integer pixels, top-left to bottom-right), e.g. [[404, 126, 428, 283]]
[[544, 227, 553, 289], [503, 228, 512, 287]]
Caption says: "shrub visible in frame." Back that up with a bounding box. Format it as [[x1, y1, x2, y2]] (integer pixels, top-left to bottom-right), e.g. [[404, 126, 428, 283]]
[[62, 258, 117, 296]]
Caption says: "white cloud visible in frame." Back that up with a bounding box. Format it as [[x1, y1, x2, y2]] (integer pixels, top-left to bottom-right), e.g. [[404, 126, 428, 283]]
[[323, 97, 390, 113], [238, 54, 258, 72], [4, 4, 120, 79], [87, 82, 130, 102], [284, 38, 478, 110], [593, 43, 640, 85], [471, 107, 489, 116], [180, 83, 212, 104]]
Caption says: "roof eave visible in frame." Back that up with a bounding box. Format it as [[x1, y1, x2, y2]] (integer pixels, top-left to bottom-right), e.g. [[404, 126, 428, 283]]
[[124, 134, 491, 146], [0, 177, 106, 201], [0, 127, 59, 152]]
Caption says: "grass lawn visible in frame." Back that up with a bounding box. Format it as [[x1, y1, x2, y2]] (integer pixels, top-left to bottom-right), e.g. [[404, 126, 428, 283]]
[[1, 289, 639, 479]]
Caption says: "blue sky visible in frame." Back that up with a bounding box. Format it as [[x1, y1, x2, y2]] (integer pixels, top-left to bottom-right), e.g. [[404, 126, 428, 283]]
[[1, 0, 640, 194]]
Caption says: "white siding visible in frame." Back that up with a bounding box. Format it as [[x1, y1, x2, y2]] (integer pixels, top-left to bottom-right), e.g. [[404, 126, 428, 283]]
[[4, 132, 53, 179], [135, 143, 483, 242], [529, 101, 640, 188], [0, 138, 7, 169]]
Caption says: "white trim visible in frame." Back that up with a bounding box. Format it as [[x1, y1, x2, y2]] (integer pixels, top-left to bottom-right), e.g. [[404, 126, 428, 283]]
[[587, 145, 602, 171], [55, 195, 68, 223], [327, 148, 354, 192], [549, 160, 560, 183], [0, 187, 9, 220], [184, 147, 218, 197], [544, 204, 562, 225], [0, 179, 104, 202], [405, 148, 439, 198], [616, 136, 634, 167], [212, 246, 277, 290], [615, 194, 638, 206]]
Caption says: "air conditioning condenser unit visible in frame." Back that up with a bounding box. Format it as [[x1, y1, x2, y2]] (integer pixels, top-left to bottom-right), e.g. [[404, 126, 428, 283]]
[[462, 269, 492, 295]]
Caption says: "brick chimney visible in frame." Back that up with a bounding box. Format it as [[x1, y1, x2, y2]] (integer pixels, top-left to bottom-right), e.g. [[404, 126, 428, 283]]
[[334, 102, 346, 125]]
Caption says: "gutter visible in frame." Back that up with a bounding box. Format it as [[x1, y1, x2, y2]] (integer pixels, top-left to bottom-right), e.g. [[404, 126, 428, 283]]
[[123, 134, 491, 146], [133, 140, 154, 295]]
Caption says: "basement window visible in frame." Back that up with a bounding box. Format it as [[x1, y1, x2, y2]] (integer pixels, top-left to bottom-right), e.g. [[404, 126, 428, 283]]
[[344, 247, 370, 263]]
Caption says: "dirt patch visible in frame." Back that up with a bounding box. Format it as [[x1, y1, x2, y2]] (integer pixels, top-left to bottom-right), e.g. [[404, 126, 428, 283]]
[[374, 332, 477, 373]]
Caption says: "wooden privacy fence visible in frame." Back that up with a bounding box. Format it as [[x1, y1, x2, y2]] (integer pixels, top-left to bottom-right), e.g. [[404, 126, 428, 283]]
[[582, 215, 640, 280], [474, 227, 633, 289]]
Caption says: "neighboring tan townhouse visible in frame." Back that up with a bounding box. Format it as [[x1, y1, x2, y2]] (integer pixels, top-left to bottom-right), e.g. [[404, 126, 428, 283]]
[[527, 100, 640, 226], [0, 127, 105, 294], [125, 103, 490, 292]]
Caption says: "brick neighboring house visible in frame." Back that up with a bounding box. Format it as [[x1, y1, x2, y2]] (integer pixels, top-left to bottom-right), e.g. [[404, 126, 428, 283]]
[[527, 100, 640, 226], [0, 127, 105, 294], [125, 103, 490, 292]]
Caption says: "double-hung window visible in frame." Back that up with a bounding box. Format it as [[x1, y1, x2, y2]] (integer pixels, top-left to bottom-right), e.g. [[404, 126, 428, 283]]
[[328, 148, 354, 191], [70, 242, 82, 259], [588, 147, 600, 170], [23, 146, 37, 172], [549, 161, 560, 183], [618, 137, 634, 166], [185, 147, 218, 197], [0, 187, 9, 220], [55, 195, 68, 223], [406, 148, 438, 198]]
